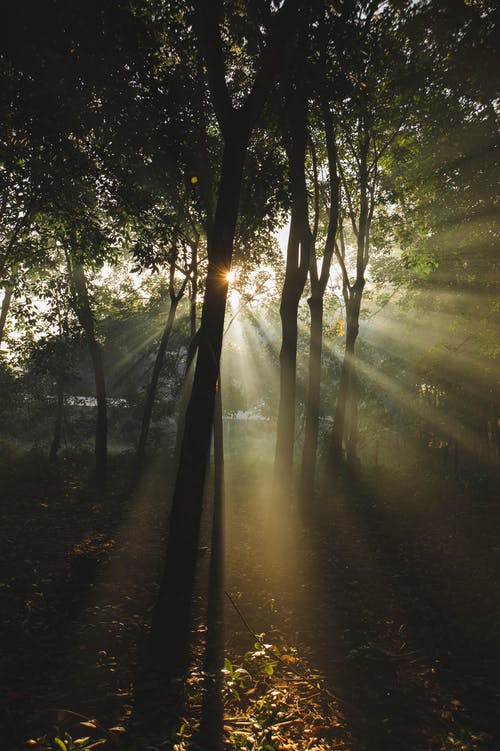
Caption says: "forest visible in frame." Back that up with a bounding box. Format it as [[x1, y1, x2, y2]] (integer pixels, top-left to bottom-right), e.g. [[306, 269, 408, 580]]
[[0, 1, 498, 750]]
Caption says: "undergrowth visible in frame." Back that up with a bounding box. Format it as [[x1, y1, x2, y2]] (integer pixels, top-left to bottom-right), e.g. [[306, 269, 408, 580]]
[[23, 635, 347, 751]]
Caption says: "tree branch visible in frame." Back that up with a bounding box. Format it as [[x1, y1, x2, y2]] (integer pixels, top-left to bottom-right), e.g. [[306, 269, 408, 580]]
[[337, 159, 358, 239]]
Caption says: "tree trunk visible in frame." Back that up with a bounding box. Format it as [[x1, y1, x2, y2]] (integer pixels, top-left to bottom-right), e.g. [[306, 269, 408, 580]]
[[69, 256, 107, 491], [300, 295, 323, 498], [274, 82, 311, 495], [172, 327, 201, 471], [299, 96, 339, 500], [346, 361, 360, 469], [135, 296, 179, 476], [330, 335, 352, 463], [0, 281, 14, 348], [142, 0, 299, 717], [199, 379, 225, 751], [189, 247, 198, 340], [147, 135, 246, 681], [49, 374, 65, 463], [330, 286, 363, 467], [274, 237, 303, 492], [343, 277, 365, 468], [328, 119, 370, 474]]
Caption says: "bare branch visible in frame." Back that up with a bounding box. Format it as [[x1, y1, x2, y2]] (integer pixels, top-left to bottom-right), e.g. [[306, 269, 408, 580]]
[[195, 0, 234, 133], [319, 97, 340, 294], [334, 238, 351, 296]]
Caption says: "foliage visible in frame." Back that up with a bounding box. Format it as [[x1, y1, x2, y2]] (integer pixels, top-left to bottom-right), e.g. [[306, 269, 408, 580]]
[[44, 732, 97, 751]]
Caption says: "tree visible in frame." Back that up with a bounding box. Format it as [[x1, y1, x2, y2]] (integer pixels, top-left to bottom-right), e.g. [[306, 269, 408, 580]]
[[273, 45, 312, 495], [299, 13, 344, 497], [1, 0, 154, 486], [324, 1, 419, 471], [65, 238, 108, 488], [146, 0, 300, 698], [0, 55, 50, 348], [135, 229, 197, 476]]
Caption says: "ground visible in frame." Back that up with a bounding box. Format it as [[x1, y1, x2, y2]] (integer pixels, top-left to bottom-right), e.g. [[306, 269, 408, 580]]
[[1, 448, 499, 751]]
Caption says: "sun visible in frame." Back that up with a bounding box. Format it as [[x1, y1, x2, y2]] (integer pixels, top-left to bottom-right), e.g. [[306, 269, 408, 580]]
[[226, 269, 236, 284]]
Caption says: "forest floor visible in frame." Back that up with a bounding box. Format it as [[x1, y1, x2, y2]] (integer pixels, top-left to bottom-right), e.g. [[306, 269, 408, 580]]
[[1, 447, 499, 751]]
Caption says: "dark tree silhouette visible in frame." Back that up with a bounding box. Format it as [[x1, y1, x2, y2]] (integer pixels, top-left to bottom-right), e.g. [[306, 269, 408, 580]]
[[146, 0, 300, 698]]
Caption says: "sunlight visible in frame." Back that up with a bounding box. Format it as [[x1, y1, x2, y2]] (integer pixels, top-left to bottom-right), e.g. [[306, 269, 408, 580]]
[[226, 268, 236, 284], [350, 349, 480, 459], [364, 301, 496, 401], [223, 318, 264, 397], [275, 219, 290, 260], [227, 285, 241, 310]]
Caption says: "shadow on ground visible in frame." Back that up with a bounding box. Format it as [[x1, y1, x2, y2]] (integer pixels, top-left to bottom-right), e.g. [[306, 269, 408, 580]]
[[224, 462, 500, 751]]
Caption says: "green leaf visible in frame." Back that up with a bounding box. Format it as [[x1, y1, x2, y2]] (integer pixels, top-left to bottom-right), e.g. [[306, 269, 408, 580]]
[[54, 738, 68, 751], [263, 661, 277, 676]]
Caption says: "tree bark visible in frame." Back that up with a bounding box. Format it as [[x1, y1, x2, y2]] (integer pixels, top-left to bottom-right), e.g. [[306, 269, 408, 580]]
[[274, 219, 304, 492], [300, 97, 339, 499], [343, 126, 369, 467], [135, 296, 179, 476], [68, 252, 107, 490], [330, 283, 363, 465], [328, 118, 370, 473], [171, 326, 201, 476], [274, 80, 311, 495], [199, 379, 225, 751], [49, 373, 65, 463], [144, 0, 299, 709], [147, 135, 246, 680], [346, 359, 360, 468], [330, 329, 353, 463], [135, 231, 194, 480], [189, 244, 198, 340], [300, 295, 323, 496]]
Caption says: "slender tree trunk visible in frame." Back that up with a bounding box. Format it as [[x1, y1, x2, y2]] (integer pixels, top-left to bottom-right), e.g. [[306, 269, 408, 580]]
[[147, 135, 246, 681], [172, 327, 200, 472], [69, 255, 107, 490], [342, 125, 369, 469], [49, 374, 65, 463], [190, 248, 198, 340], [343, 285, 365, 469], [330, 335, 352, 463], [274, 246, 303, 491], [0, 281, 13, 348], [300, 295, 323, 497], [199, 379, 225, 750], [330, 287, 363, 465], [299, 96, 339, 499], [135, 297, 179, 476], [274, 83, 311, 494], [136, 232, 195, 480], [347, 363, 360, 468], [328, 119, 369, 473]]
